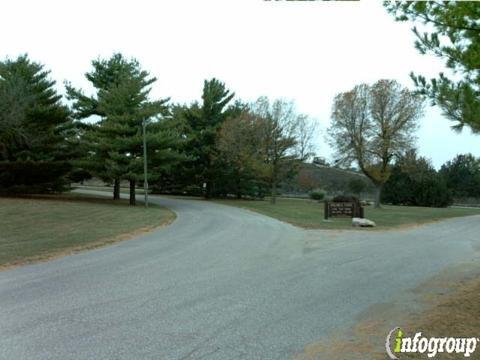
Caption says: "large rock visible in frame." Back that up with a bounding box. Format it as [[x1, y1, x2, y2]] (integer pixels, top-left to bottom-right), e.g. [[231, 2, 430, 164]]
[[352, 217, 376, 227]]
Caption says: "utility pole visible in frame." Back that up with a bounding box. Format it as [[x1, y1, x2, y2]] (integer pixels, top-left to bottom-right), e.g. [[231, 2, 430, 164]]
[[142, 119, 149, 208]]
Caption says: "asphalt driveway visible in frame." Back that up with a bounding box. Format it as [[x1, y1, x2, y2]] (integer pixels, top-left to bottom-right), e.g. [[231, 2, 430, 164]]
[[1, 194, 479, 359]]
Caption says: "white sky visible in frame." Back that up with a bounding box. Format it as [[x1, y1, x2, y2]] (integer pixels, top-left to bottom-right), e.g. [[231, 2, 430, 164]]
[[1, 0, 479, 168]]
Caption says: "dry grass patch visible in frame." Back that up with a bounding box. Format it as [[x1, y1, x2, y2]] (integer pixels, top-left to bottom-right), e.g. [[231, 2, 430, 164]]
[[295, 266, 480, 360], [0, 195, 175, 269]]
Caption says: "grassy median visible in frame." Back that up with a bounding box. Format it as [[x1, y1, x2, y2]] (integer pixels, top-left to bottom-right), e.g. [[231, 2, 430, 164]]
[[0, 194, 175, 269], [215, 198, 480, 229]]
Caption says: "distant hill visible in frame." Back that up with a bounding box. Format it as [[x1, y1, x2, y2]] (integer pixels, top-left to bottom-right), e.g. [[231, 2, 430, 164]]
[[281, 162, 375, 196]]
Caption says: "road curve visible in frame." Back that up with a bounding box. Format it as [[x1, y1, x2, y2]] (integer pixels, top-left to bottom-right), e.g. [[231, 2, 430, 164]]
[[1, 194, 480, 359]]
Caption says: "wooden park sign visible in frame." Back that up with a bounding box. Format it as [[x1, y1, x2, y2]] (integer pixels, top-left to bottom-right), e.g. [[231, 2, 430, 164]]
[[324, 201, 364, 220]]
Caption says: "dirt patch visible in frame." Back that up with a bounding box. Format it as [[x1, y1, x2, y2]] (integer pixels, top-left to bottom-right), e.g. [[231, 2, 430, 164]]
[[294, 261, 480, 359]]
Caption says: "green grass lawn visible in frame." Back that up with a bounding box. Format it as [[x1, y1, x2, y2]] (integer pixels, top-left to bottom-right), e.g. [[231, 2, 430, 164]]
[[215, 198, 480, 230], [0, 194, 175, 268]]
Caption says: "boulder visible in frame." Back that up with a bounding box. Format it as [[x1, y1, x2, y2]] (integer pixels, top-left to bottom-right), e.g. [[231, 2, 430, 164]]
[[352, 217, 376, 227]]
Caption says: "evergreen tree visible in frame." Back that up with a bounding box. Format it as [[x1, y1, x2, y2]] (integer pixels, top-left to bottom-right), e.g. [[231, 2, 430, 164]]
[[149, 104, 194, 195], [96, 76, 177, 205], [0, 55, 72, 193], [66, 53, 153, 200], [67, 53, 180, 204], [182, 78, 235, 198], [439, 154, 480, 199], [382, 150, 452, 207], [386, 2, 480, 134]]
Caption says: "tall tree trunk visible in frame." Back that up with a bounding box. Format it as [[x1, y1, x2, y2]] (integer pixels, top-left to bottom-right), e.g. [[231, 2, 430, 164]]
[[374, 183, 383, 208], [129, 179, 136, 206], [113, 179, 120, 200]]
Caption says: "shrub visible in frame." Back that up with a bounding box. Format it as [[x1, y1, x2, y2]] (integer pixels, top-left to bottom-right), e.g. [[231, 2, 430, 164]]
[[382, 153, 453, 208], [331, 195, 359, 203], [309, 190, 325, 201]]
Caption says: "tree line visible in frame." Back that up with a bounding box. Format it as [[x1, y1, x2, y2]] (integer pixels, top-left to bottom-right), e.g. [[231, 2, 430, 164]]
[[382, 152, 480, 207], [0, 53, 317, 205], [1, 3, 478, 208], [1, 51, 477, 209]]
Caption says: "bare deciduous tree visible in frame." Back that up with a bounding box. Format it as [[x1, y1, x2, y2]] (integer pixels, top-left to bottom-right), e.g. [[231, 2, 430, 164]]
[[294, 114, 318, 161], [252, 97, 300, 204], [217, 97, 318, 203], [328, 79, 424, 208]]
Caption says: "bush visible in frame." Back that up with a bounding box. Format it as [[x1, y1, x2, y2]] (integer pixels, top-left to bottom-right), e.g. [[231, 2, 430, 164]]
[[331, 195, 359, 203], [382, 153, 453, 208], [309, 190, 325, 201]]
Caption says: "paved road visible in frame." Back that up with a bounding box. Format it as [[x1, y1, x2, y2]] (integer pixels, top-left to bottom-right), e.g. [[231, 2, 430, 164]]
[[1, 194, 480, 359]]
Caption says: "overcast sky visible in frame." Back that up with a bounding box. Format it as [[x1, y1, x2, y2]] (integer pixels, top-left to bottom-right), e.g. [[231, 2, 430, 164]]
[[1, 0, 478, 168]]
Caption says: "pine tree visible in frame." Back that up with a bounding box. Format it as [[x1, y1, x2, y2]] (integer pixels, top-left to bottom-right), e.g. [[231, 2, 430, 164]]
[[67, 53, 145, 199], [0, 55, 72, 193], [385, 2, 480, 134], [67, 53, 181, 204], [182, 78, 235, 198], [96, 76, 175, 205]]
